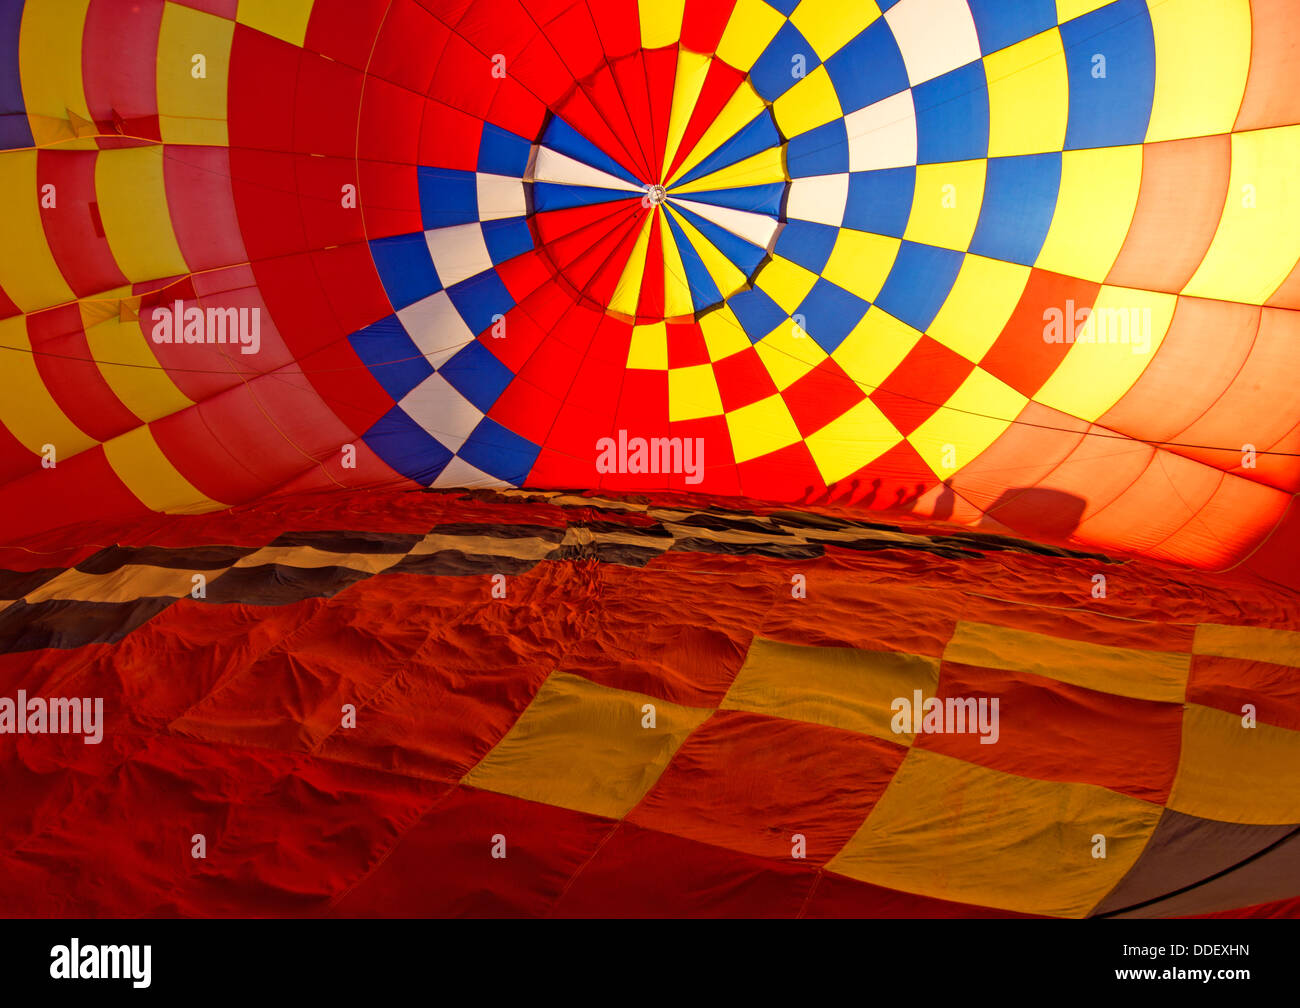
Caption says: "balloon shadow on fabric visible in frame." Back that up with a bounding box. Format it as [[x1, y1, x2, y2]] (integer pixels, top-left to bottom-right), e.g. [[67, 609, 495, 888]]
[[978, 486, 1088, 541]]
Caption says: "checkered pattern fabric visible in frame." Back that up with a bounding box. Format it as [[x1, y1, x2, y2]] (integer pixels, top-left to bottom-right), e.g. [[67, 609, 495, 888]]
[[1, 486, 1296, 917]]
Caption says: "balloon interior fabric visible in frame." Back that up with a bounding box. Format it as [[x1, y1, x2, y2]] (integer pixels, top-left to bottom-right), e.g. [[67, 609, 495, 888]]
[[0, 0, 1297, 918]]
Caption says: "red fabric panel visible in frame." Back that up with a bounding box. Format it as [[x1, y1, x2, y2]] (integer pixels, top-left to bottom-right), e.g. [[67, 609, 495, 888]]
[[367, 0, 449, 95], [918, 661, 1183, 804], [293, 52, 365, 160], [36, 151, 129, 297], [81, 0, 163, 140], [164, 147, 251, 272], [682, 0, 739, 55], [807, 871, 1043, 918], [642, 44, 679, 177], [332, 787, 613, 918], [664, 319, 709, 368], [784, 356, 868, 437], [28, 303, 140, 442], [629, 709, 907, 862], [0, 446, 147, 542], [870, 335, 973, 436], [666, 59, 745, 181], [552, 821, 815, 917], [980, 269, 1097, 397], [635, 211, 666, 318], [227, 26, 301, 152], [303, 0, 390, 70], [1188, 653, 1300, 733], [738, 439, 824, 501]]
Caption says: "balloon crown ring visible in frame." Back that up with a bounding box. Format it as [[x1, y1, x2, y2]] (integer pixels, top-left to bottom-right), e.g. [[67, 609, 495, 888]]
[[644, 183, 667, 207]]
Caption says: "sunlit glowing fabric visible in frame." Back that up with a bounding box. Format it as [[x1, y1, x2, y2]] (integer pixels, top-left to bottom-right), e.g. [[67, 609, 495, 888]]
[[0, 0, 1297, 919], [0, 0, 1295, 578]]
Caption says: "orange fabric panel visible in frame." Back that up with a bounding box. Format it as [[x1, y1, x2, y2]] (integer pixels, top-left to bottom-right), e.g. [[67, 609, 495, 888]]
[[1072, 450, 1224, 558], [1105, 135, 1230, 294], [1098, 297, 1258, 445], [1235, 0, 1300, 130], [939, 401, 1090, 540], [1148, 473, 1288, 569], [1265, 253, 1300, 309], [1164, 307, 1300, 492]]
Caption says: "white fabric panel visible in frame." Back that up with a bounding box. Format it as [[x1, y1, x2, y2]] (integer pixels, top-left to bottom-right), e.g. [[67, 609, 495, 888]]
[[670, 197, 780, 250], [530, 146, 643, 192], [431, 455, 509, 489], [424, 222, 493, 289], [784, 173, 850, 228], [400, 371, 484, 455], [476, 173, 527, 221], [397, 290, 474, 370], [885, 0, 982, 86], [846, 90, 918, 171]]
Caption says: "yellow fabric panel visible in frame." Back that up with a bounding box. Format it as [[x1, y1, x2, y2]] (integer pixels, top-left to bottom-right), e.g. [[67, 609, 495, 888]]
[[755, 255, 820, 314], [771, 65, 843, 140], [1168, 704, 1300, 825], [0, 315, 96, 458], [821, 230, 900, 303], [1033, 286, 1176, 422], [715, 0, 787, 72], [408, 532, 555, 560], [639, 0, 686, 48], [659, 213, 695, 318], [0, 151, 75, 311], [698, 304, 752, 361], [790, 0, 880, 59], [828, 748, 1163, 917], [1145, 0, 1250, 143], [18, 0, 93, 147], [609, 215, 654, 317], [722, 636, 936, 741], [95, 147, 190, 283], [673, 146, 785, 194], [626, 321, 668, 370], [661, 49, 711, 178], [1183, 126, 1300, 305], [235, 546, 406, 574], [668, 363, 724, 421], [1035, 145, 1143, 283], [235, 0, 313, 47], [82, 303, 191, 425], [944, 620, 1190, 703], [985, 29, 1067, 157], [927, 254, 1030, 362], [667, 206, 747, 298], [903, 160, 987, 252], [725, 393, 802, 463], [907, 368, 1026, 478], [1193, 623, 1300, 668], [1055, 0, 1114, 21], [667, 83, 766, 187], [25, 564, 212, 605], [462, 671, 711, 819], [804, 397, 902, 484], [831, 305, 922, 393], [101, 424, 226, 514], [157, 4, 234, 146], [756, 318, 824, 391]]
